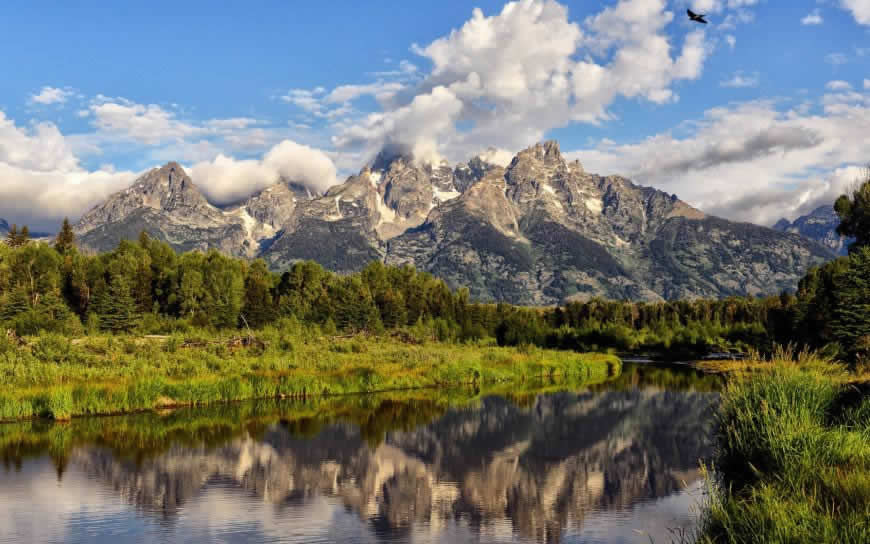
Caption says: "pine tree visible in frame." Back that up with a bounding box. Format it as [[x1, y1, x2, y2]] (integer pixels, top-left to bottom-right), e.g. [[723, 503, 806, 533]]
[[830, 246, 870, 351], [835, 168, 870, 252], [97, 276, 137, 332], [54, 218, 76, 254], [18, 226, 29, 246], [5, 224, 18, 247]]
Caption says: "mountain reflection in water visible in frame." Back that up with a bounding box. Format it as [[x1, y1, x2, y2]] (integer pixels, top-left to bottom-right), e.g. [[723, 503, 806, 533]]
[[0, 363, 720, 543]]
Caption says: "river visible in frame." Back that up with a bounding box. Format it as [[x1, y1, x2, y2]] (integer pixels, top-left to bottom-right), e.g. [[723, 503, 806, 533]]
[[0, 363, 720, 543]]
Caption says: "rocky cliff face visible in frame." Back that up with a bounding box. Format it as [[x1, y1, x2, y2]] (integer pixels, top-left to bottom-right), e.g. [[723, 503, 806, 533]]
[[773, 205, 850, 256], [74, 143, 833, 302], [387, 142, 830, 302]]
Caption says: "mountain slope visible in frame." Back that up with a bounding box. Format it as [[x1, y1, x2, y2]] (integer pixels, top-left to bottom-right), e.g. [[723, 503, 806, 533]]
[[73, 143, 833, 303], [773, 205, 850, 256], [75, 162, 313, 258], [0, 219, 8, 235], [387, 142, 831, 303]]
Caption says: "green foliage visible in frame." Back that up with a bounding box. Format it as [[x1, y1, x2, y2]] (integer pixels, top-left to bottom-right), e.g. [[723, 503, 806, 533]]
[[53, 218, 76, 254], [699, 361, 870, 543], [0, 323, 620, 421], [834, 167, 870, 252]]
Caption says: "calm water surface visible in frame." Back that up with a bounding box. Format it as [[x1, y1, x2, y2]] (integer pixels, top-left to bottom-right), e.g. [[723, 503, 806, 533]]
[[0, 363, 720, 543]]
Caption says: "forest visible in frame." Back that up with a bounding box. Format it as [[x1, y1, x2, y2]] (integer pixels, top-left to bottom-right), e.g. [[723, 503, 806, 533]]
[[2, 202, 869, 364]]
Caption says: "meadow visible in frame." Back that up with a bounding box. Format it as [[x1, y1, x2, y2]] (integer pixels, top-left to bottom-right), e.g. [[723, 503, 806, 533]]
[[0, 319, 619, 421]]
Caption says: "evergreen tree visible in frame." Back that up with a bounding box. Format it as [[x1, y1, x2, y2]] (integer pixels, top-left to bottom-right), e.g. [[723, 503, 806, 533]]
[[54, 218, 76, 254], [97, 275, 137, 332], [830, 246, 870, 352], [835, 168, 870, 252], [5, 224, 18, 247], [18, 226, 29, 246], [242, 260, 276, 328]]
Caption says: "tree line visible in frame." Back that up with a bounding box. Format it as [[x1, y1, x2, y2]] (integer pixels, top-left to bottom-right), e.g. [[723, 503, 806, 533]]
[[1, 169, 868, 362]]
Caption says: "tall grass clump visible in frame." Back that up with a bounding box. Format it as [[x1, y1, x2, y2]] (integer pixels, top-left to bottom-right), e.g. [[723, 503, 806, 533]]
[[698, 350, 870, 543]]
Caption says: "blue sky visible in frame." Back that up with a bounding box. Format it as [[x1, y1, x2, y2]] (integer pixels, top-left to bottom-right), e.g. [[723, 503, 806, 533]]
[[1, 0, 869, 230]]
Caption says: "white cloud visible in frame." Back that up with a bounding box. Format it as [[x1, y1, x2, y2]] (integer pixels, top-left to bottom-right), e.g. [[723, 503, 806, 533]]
[[477, 147, 515, 167], [826, 80, 852, 90], [567, 87, 870, 225], [689, 0, 758, 14], [725, 35, 736, 49], [29, 86, 74, 105], [333, 0, 715, 164], [0, 112, 79, 172], [0, 111, 136, 228], [865, 79, 870, 89], [189, 140, 339, 205], [325, 81, 405, 104], [825, 52, 848, 65], [801, 9, 824, 25], [720, 71, 760, 88], [281, 88, 326, 114], [89, 98, 201, 145], [840, 0, 870, 25], [0, 103, 338, 228]]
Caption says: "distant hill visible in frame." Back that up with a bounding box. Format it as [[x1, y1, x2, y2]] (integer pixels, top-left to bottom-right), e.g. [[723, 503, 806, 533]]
[[773, 205, 851, 256], [73, 141, 833, 304]]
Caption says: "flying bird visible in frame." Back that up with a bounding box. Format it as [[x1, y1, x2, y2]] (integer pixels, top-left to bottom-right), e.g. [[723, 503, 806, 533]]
[[687, 9, 708, 24]]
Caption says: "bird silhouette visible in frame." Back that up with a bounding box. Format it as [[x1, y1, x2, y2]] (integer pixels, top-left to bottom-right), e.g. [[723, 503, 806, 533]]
[[687, 9, 708, 24]]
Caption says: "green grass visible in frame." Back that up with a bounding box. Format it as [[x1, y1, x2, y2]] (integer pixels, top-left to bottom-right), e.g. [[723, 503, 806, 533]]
[[696, 352, 870, 543], [0, 380, 627, 472], [0, 322, 620, 421]]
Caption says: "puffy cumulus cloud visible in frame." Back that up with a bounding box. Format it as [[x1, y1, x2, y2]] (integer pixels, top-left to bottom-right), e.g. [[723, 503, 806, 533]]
[[0, 163, 137, 228], [189, 140, 339, 205], [720, 71, 759, 88], [0, 105, 336, 229], [332, 0, 716, 164], [0, 112, 78, 172], [88, 98, 202, 145], [567, 87, 870, 226], [87, 97, 268, 148], [841, 0, 870, 25], [865, 79, 870, 90], [0, 111, 138, 228], [725, 34, 736, 49], [29, 86, 74, 105], [801, 9, 824, 25]]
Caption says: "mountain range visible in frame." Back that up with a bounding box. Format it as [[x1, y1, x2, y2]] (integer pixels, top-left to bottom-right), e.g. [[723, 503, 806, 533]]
[[71, 141, 833, 304], [773, 205, 851, 256]]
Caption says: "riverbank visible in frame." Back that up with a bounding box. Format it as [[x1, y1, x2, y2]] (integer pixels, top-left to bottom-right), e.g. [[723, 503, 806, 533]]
[[696, 352, 870, 542], [0, 327, 619, 421]]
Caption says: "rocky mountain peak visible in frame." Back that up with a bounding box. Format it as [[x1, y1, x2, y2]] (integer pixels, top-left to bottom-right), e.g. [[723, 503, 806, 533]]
[[511, 140, 565, 166], [773, 205, 850, 255], [72, 140, 834, 304], [0, 218, 9, 233], [116, 161, 209, 213], [370, 147, 414, 173]]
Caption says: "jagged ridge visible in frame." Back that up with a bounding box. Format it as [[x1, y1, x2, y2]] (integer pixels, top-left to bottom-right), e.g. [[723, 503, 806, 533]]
[[773, 205, 851, 256], [74, 142, 834, 303]]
